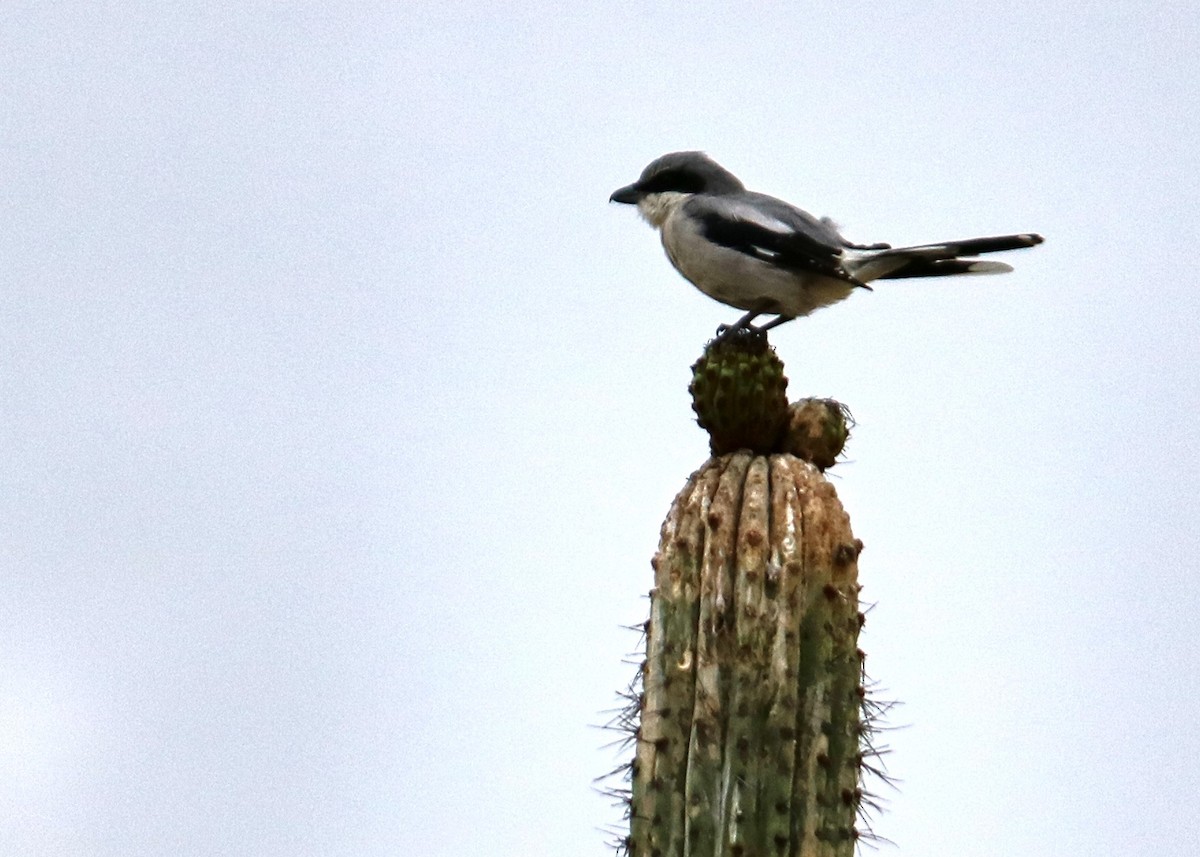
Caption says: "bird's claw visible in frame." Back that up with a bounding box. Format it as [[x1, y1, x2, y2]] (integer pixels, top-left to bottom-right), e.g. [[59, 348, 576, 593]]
[[713, 321, 767, 346]]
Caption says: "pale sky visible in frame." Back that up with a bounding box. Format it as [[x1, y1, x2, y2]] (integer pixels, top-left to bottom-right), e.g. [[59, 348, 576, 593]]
[[3, 3, 1198, 855]]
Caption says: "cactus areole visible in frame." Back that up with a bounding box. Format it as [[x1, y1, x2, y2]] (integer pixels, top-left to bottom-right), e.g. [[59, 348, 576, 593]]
[[625, 334, 874, 857]]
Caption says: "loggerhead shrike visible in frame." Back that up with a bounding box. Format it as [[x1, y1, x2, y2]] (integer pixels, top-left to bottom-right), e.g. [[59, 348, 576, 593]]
[[610, 151, 1043, 336]]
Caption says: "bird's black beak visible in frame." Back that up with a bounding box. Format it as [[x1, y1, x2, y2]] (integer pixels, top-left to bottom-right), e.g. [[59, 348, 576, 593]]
[[609, 183, 641, 204]]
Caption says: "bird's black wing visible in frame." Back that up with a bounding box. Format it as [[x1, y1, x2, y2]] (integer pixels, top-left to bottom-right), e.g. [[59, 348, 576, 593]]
[[685, 192, 866, 286]]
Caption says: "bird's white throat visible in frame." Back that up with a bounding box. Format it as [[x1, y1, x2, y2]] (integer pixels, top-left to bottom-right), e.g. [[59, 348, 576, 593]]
[[636, 191, 691, 229]]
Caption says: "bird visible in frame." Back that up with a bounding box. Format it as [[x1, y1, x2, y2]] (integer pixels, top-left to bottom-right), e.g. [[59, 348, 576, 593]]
[[609, 151, 1043, 337]]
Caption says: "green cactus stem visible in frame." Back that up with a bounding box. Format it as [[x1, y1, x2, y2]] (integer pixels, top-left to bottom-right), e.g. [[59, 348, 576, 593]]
[[618, 335, 875, 857], [630, 452, 866, 857]]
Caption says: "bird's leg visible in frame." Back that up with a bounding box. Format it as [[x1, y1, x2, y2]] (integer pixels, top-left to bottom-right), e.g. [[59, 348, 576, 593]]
[[715, 308, 763, 339], [714, 303, 778, 343], [753, 314, 796, 334]]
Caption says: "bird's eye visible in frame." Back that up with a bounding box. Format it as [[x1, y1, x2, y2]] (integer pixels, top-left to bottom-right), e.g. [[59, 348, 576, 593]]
[[640, 169, 705, 195]]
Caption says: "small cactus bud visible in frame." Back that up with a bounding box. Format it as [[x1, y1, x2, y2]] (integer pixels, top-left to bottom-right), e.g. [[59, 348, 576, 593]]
[[781, 398, 853, 470]]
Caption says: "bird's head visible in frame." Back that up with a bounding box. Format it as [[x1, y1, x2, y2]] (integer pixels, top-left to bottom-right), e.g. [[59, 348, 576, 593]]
[[610, 151, 744, 227]]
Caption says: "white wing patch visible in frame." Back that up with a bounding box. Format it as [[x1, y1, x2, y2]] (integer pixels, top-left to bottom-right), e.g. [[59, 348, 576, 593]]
[[726, 203, 795, 237], [967, 261, 1013, 274]]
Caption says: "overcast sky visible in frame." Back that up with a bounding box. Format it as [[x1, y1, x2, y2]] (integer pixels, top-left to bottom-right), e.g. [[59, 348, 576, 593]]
[[3, 3, 1198, 855]]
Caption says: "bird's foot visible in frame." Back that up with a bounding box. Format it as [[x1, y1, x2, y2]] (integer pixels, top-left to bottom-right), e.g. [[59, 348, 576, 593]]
[[713, 321, 768, 346]]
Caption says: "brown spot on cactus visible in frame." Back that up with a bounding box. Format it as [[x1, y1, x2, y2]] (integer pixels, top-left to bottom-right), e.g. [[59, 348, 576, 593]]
[[834, 542, 857, 566]]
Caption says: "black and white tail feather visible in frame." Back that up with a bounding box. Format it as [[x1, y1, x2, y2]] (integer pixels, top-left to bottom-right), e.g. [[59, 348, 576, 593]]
[[610, 151, 1043, 338], [846, 233, 1042, 282]]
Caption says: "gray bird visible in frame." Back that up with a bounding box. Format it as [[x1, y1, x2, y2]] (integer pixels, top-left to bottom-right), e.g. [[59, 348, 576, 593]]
[[609, 151, 1043, 336]]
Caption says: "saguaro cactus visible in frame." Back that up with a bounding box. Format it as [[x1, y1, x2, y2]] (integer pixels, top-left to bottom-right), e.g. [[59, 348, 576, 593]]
[[619, 333, 876, 857]]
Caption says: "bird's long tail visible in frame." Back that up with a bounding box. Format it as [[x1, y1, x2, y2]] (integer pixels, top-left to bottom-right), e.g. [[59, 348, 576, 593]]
[[847, 233, 1043, 281]]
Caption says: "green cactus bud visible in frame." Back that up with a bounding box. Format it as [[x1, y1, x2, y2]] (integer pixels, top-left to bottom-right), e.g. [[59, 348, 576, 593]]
[[629, 452, 869, 857], [689, 332, 789, 455]]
